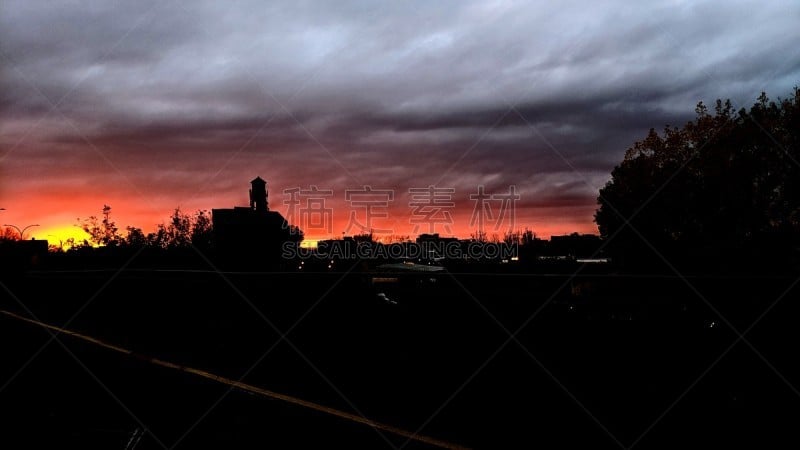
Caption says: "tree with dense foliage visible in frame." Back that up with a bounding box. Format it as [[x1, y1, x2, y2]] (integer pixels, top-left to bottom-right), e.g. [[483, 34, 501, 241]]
[[144, 208, 214, 249], [595, 88, 800, 270], [124, 226, 148, 247], [190, 210, 214, 249], [78, 206, 217, 250], [79, 204, 121, 247]]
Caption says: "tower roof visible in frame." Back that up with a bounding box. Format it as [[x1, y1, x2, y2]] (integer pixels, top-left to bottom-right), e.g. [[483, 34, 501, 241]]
[[251, 176, 267, 185]]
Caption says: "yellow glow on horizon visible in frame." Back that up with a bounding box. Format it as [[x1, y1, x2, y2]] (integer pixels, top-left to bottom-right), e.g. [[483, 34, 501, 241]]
[[300, 239, 318, 249], [30, 226, 92, 250]]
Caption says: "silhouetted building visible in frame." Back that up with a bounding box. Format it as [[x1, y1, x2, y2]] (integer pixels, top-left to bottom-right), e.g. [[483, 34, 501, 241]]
[[549, 233, 602, 258], [415, 233, 459, 262], [0, 239, 49, 274], [212, 177, 298, 265], [249, 176, 269, 212]]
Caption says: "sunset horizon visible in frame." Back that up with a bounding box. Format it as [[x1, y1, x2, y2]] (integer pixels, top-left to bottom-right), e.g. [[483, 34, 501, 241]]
[[2, 2, 800, 449], [7, 175, 601, 247], [4, 1, 796, 251]]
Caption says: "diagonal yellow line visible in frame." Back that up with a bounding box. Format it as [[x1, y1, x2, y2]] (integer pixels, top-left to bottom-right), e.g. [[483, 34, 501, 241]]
[[165, 247, 380, 449], [0, 308, 470, 450], [0, 281, 169, 449]]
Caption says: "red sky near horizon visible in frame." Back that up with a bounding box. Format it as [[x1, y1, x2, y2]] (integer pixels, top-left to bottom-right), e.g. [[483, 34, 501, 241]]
[[2, 1, 797, 247], [4, 174, 600, 245]]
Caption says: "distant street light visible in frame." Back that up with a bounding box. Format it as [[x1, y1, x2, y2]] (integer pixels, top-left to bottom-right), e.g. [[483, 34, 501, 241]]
[[3, 224, 40, 240]]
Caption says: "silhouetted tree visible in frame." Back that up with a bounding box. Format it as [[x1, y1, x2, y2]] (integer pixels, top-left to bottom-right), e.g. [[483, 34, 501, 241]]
[[190, 209, 214, 249], [502, 228, 537, 247], [166, 208, 192, 248], [124, 226, 148, 247], [147, 224, 170, 249], [595, 88, 800, 269], [145, 208, 217, 249], [522, 228, 536, 245], [0, 227, 17, 241], [79, 205, 121, 247], [470, 230, 488, 242], [503, 228, 536, 246]]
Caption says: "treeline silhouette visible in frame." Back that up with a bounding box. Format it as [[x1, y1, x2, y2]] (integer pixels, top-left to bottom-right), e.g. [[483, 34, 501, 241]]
[[75, 205, 214, 251], [595, 88, 800, 273], [7, 206, 224, 271], [22, 205, 608, 273]]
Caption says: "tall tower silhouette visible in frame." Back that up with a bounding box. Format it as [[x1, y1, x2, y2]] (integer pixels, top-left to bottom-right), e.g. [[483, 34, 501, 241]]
[[249, 176, 268, 212], [212, 175, 297, 268]]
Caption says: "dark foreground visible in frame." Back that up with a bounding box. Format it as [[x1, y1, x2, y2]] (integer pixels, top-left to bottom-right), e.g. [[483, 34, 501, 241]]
[[1, 266, 799, 449]]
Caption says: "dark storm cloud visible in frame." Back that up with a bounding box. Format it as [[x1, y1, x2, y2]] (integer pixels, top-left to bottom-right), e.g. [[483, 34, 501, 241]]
[[2, 0, 799, 233]]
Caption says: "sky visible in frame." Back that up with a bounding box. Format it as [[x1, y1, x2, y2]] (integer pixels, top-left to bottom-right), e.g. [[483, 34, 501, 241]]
[[1, 0, 799, 244]]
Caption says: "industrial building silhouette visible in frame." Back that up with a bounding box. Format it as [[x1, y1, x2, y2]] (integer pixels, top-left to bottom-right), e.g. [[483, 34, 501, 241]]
[[212, 177, 299, 265]]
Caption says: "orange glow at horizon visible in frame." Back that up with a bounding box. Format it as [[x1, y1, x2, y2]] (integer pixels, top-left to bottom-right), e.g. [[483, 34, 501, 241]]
[[296, 217, 598, 244], [5, 183, 599, 248], [7, 198, 598, 248], [23, 215, 598, 247]]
